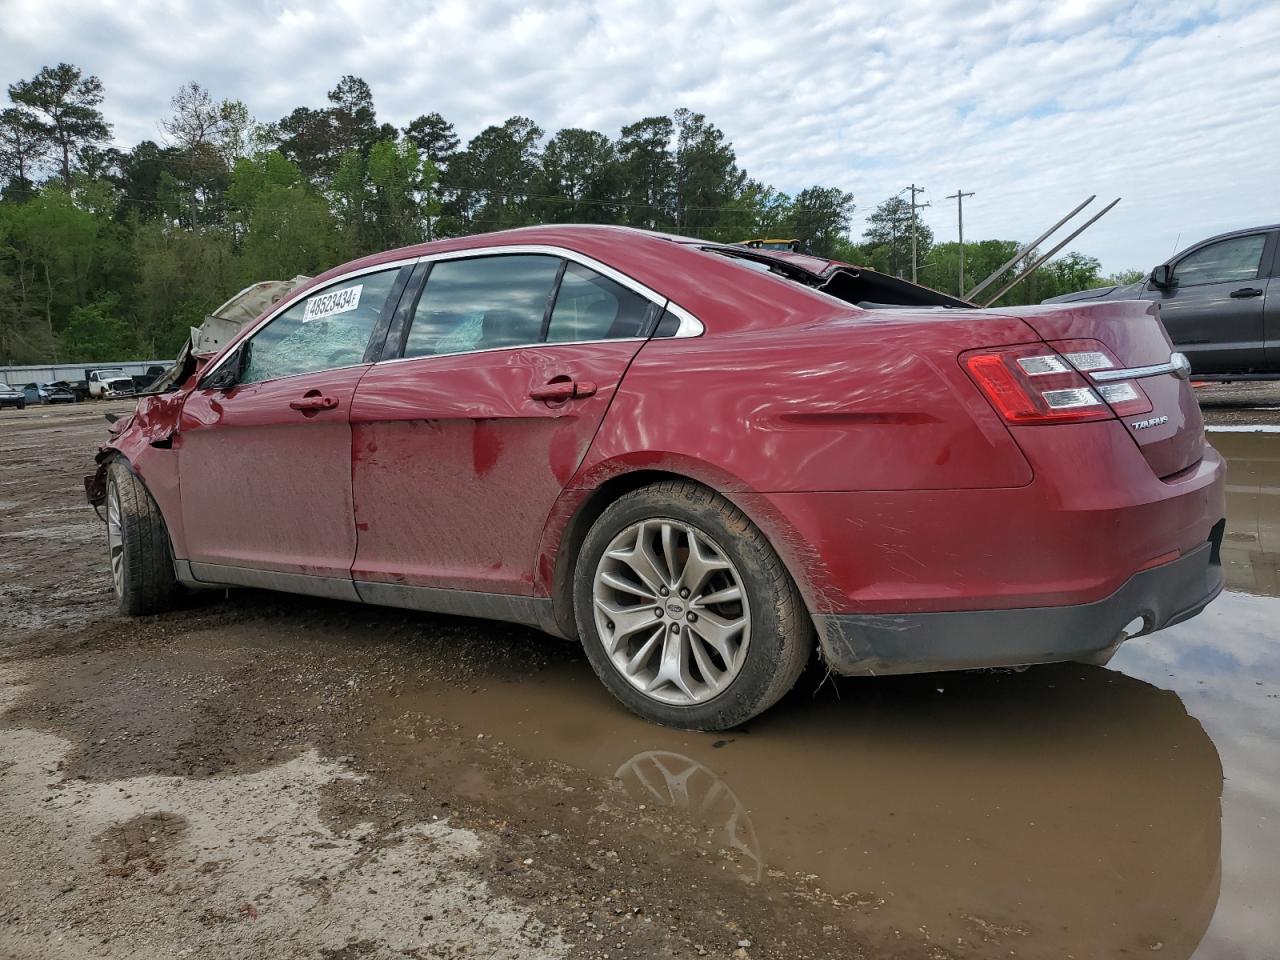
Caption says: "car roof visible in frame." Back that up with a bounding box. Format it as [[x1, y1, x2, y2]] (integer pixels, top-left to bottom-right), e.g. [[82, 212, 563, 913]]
[[1191, 223, 1280, 247]]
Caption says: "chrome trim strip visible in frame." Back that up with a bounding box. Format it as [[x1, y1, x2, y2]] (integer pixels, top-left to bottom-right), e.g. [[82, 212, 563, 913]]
[[1090, 352, 1192, 383], [661, 301, 706, 338], [202, 244, 705, 381]]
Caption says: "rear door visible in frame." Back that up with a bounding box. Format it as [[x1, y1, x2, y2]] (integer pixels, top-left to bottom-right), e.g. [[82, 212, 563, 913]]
[[350, 252, 660, 596], [1143, 231, 1273, 373], [178, 266, 408, 590]]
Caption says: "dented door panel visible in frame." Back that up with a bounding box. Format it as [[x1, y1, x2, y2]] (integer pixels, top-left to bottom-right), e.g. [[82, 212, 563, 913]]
[[178, 366, 370, 577], [349, 342, 641, 594]]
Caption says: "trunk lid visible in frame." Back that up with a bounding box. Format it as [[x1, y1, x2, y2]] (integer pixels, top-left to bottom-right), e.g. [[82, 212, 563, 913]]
[[1002, 300, 1205, 478]]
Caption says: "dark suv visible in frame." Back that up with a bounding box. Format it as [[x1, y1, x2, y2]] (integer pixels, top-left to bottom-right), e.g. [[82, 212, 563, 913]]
[[1043, 224, 1279, 377]]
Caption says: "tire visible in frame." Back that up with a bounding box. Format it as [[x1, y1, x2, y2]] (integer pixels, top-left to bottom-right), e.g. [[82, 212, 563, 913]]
[[573, 480, 812, 730], [106, 459, 180, 615]]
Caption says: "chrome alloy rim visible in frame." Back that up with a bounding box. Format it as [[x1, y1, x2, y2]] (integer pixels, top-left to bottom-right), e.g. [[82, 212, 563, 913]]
[[107, 480, 124, 598], [592, 519, 750, 706]]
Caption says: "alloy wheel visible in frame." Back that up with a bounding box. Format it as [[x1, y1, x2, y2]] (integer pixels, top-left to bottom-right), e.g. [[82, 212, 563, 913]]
[[107, 480, 124, 598], [592, 518, 750, 706]]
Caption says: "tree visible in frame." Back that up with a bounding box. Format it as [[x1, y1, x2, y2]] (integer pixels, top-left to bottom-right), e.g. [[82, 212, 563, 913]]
[[60, 293, 140, 360], [792, 186, 854, 257], [672, 108, 744, 238], [0, 106, 50, 191], [441, 116, 543, 232], [861, 196, 933, 278], [160, 82, 249, 227], [402, 112, 459, 170], [276, 76, 382, 184], [367, 138, 429, 249], [616, 116, 675, 230], [327, 76, 380, 159], [531, 128, 618, 223], [8, 63, 111, 187]]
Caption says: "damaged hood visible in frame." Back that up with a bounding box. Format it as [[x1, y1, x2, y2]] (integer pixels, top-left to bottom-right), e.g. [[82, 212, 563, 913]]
[[191, 277, 311, 353]]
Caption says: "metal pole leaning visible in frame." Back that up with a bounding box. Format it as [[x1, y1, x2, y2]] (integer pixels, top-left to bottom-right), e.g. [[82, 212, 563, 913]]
[[965, 195, 1096, 301], [981, 198, 1121, 307]]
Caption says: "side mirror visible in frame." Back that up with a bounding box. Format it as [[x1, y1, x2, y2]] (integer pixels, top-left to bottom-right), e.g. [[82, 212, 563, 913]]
[[200, 344, 247, 391], [1150, 264, 1174, 289]]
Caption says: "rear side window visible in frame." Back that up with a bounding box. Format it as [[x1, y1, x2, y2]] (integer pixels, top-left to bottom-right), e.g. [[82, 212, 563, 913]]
[[545, 263, 652, 342], [241, 268, 400, 384], [1174, 234, 1267, 287], [404, 255, 562, 358]]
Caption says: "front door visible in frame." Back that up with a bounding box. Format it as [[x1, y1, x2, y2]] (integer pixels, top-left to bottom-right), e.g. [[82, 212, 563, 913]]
[[178, 266, 407, 586], [1144, 231, 1273, 374], [350, 253, 658, 595]]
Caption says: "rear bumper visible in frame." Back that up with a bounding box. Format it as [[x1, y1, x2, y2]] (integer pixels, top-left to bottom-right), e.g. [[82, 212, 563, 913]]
[[816, 523, 1224, 675]]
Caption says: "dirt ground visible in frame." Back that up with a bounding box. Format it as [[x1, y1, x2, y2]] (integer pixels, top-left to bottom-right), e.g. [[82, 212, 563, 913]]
[[2, 391, 1278, 960]]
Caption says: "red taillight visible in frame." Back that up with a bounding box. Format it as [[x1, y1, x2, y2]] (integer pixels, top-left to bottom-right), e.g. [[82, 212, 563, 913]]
[[961, 345, 1112, 424]]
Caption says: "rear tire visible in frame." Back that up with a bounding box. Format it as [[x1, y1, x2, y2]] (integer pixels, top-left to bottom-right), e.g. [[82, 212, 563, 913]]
[[573, 480, 812, 730], [106, 460, 180, 615]]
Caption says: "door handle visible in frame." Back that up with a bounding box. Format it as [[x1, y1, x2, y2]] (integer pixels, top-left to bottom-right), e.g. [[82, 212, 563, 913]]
[[1230, 287, 1264, 298], [529, 380, 597, 402], [289, 395, 339, 411]]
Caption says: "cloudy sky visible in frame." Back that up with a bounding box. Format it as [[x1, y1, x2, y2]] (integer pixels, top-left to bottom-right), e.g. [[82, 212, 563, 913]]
[[3, 0, 1277, 273]]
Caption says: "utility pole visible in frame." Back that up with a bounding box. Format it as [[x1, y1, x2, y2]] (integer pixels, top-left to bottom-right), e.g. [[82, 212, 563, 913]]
[[945, 188, 975, 296], [905, 184, 929, 284]]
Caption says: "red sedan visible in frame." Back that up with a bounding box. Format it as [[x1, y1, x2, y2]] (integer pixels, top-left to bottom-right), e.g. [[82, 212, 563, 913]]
[[88, 226, 1226, 729]]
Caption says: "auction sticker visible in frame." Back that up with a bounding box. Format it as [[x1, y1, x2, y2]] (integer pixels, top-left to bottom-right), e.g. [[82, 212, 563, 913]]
[[303, 284, 362, 322]]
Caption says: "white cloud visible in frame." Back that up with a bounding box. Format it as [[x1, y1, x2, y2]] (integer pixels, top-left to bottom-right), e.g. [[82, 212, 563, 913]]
[[3, 0, 1277, 272]]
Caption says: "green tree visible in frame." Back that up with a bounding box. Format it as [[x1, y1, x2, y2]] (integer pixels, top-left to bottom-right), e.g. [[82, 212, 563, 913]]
[[441, 116, 543, 232], [0, 106, 50, 192], [8, 63, 111, 187], [60, 292, 141, 360], [672, 108, 744, 238], [531, 128, 619, 223], [792, 186, 855, 257], [133, 220, 235, 355], [402, 112, 459, 171], [367, 138, 429, 249], [616, 116, 675, 230], [861, 196, 933, 278]]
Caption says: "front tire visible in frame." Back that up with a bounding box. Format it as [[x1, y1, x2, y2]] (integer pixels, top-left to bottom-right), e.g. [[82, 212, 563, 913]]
[[573, 481, 812, 730], [106, 460, 180, 615]]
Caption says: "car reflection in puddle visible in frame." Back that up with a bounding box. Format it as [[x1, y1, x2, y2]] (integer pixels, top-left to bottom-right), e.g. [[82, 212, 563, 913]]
[[378, 432, 1280, 959]]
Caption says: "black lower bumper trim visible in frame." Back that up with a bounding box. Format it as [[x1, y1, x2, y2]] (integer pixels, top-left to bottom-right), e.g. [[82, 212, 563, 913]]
[[815, 532, 1224, 676]]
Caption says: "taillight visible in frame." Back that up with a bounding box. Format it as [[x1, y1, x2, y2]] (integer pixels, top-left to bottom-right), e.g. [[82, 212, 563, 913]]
[[962, 341, 1154, 425], [1048, 338, 1153, 418], [961, 345, 1112, 424]]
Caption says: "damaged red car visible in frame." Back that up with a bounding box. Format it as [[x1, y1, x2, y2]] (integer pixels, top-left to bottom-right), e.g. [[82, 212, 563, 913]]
[[88, 226, 1226, 730]]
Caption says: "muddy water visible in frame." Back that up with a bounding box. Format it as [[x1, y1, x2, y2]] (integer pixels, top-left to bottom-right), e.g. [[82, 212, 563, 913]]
[[371, 431, 1280, 959]]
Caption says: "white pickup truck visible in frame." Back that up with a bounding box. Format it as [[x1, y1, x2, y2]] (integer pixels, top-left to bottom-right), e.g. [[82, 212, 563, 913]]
[[86, 369, 137, 399]]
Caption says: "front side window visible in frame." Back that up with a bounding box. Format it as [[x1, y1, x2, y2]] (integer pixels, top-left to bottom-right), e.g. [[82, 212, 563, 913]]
[[1174, 235, 1267, 287], [403, 255, 562, 359], [240, 268, 400, 384], [545, 263, 653, 342]]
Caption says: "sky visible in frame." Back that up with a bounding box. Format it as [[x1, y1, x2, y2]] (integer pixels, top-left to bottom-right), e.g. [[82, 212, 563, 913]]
[[3, 0, 1277, 273]]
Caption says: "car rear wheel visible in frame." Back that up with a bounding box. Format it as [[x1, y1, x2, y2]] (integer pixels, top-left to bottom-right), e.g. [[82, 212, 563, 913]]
[[574, 480, 812, 730], [106, 460, 180, 616]]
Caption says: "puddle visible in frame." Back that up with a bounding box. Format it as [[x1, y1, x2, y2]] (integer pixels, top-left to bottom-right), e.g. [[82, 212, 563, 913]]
[[363, 432, 1280, 959]]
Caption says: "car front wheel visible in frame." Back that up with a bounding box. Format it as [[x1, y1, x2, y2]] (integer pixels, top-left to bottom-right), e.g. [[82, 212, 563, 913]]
[[106, 460, 180, 615], [574, 481, 812, 730]]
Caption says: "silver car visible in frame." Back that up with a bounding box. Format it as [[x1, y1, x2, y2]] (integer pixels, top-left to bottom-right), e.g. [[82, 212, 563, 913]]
[[0, 382, 25, 409]]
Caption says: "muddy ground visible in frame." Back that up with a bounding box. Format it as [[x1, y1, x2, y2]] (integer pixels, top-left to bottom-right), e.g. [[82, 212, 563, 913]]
[[1, 387, 1278, 960]]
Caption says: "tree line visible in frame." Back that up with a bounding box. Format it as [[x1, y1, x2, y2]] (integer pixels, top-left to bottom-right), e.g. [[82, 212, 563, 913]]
[[0, 63, 1139, 364]]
